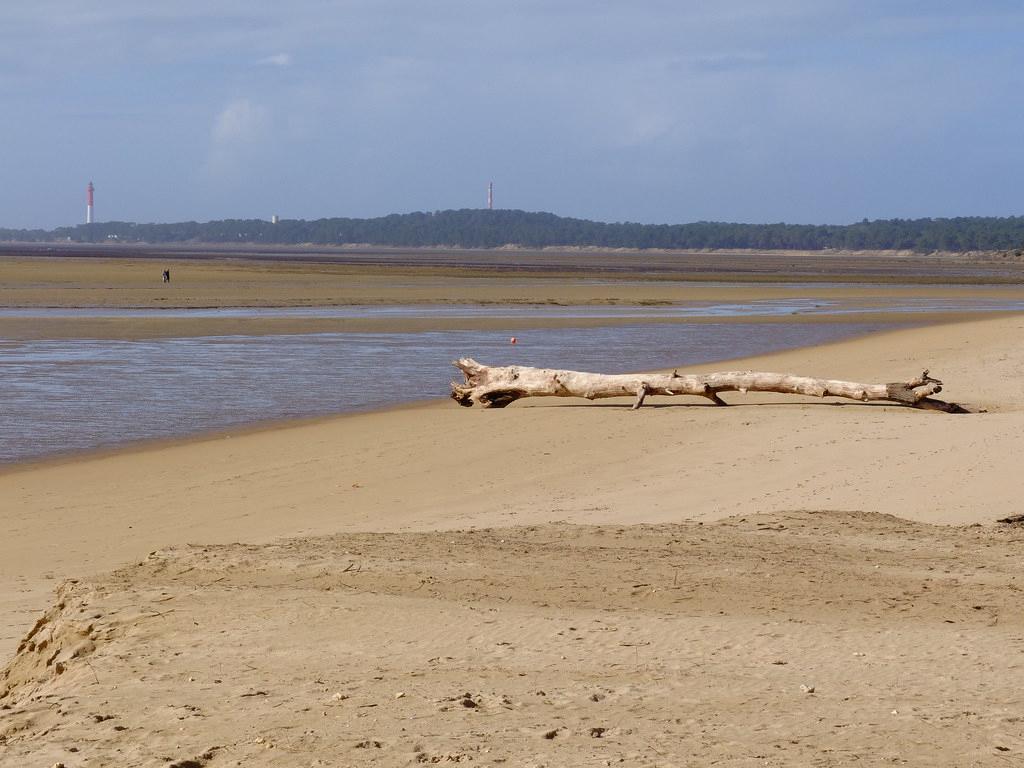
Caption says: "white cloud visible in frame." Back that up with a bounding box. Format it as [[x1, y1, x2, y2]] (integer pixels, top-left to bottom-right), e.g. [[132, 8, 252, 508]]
[[258, 52, 291, 67], [204, 98, 274, 184], [212, 98, 269, 144]]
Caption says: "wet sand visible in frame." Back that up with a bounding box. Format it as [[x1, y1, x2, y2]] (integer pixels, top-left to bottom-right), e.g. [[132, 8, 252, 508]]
[[4, 252, 1024, 339]]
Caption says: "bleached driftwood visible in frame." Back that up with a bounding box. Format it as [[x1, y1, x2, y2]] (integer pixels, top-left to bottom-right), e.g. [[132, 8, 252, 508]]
[[451, 358, 967, 413]]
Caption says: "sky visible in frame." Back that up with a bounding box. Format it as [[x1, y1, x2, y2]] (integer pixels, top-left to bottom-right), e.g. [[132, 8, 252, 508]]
[[2, 1, 1023, 229]]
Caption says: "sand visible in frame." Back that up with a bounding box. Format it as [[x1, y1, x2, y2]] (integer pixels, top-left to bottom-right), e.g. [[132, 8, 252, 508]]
[[3, 252, 1024, 765], [4, 515, 1024, 766]]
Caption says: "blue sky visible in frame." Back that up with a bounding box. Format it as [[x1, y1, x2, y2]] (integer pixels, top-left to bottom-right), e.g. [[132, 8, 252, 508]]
[[2, 1, 1023, 228]]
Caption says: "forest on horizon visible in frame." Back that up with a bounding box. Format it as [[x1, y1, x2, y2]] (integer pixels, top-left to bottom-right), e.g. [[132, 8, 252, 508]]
[[2, 209, 1024, 253]]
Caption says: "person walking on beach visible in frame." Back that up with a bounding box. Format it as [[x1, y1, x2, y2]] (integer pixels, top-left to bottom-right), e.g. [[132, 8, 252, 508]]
[[162, 269, 171, 283]]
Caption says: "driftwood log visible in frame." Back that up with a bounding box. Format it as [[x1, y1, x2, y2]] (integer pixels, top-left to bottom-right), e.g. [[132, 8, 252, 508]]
[[451, 358, 967, 413]]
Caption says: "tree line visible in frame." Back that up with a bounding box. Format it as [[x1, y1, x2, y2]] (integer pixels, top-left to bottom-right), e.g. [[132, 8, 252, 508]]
[[2, 209, 1023, 252]]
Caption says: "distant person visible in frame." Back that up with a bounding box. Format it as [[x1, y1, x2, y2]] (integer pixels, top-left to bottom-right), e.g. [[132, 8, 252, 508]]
[[162, 269, 170, 283]]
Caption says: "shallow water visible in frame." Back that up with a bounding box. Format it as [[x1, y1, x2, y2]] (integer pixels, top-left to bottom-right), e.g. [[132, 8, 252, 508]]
[[4, 294, 1024, 319], [0, 321, 896, 464]]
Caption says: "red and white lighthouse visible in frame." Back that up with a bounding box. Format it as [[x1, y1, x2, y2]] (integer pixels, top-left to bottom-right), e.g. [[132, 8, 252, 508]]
[[86, 181, 95, 224]]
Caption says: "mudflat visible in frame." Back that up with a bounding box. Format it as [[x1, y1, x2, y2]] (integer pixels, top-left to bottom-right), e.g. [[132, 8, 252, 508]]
[[4, 250, 1024, 339]]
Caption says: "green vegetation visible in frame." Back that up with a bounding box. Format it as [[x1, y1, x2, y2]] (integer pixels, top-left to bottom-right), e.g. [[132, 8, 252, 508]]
[[2, 210, 1024, 252]]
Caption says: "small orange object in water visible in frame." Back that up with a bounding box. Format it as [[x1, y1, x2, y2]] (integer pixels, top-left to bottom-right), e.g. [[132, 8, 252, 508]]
[[510, 336, 517, 344]]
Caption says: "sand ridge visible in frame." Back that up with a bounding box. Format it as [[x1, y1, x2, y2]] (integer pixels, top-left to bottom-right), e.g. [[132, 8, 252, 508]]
[[3, 512, 1024, 766]]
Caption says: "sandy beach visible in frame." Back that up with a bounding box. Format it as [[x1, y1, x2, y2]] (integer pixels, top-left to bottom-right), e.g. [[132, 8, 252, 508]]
[[3, 303, 1024, 764], [3, 250, 1024, 765]]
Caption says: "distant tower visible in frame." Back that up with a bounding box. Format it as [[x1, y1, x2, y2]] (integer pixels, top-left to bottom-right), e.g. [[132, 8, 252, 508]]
[[86, 181, 94, 224], [487, 181, 493, 210]]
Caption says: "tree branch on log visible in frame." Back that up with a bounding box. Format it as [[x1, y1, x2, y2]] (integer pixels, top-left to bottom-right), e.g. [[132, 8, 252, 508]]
[[450, 358, 968, 413]]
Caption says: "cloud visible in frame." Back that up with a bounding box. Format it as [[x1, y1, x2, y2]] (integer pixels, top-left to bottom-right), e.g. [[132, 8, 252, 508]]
[[204, 98, 274, 185], [212, 98, 269, 144], [258, 52, 291, 67], [689, 51, 771, 72]]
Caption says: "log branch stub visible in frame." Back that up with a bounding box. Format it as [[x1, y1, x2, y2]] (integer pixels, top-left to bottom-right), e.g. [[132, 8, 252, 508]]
[[701, 384, 728, 406], [450, 358, 968, 413], [632, 383, 650, 410]]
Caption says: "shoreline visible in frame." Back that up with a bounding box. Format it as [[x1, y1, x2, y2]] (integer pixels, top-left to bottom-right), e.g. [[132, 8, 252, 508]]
[[4, 308, 1019, 471], [0, 394, 447, 477], [4, 311, 1024, 675], [0, 316, 939, 472]]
